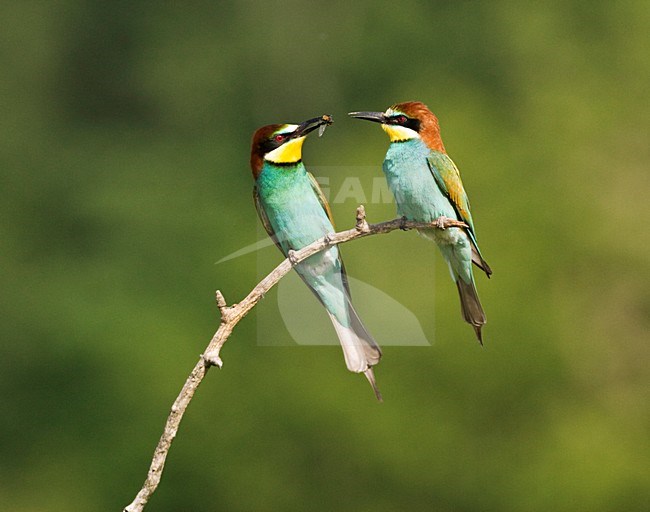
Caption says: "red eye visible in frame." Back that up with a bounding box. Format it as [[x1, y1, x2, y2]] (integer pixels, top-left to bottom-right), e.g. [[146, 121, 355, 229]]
[[274, 134, 285, 142], [397, 115, 407, 124]]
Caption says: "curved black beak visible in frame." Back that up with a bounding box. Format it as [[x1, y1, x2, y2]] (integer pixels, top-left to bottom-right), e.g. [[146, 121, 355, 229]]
[[294, 114, 333, 138], [348, 111, 386, 124]]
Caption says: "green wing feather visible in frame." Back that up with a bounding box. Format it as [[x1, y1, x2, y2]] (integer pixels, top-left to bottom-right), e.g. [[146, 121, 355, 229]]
[[426, 152, 474, 230], [426, 152, 492, 277], [306, 172, 352, 296], [253, 176, 352, 294], [253, 185, 288, 255], [306, 172, 335, 227]]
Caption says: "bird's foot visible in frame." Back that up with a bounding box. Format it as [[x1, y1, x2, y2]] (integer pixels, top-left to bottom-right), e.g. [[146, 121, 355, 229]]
[[435, 216, 451, 229], [400, 216, 410, 231], [287, 249, 299, 266]]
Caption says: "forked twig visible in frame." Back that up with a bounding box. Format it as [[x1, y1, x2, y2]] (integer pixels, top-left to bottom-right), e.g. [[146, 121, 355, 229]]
[[123, 206, 466, 512]]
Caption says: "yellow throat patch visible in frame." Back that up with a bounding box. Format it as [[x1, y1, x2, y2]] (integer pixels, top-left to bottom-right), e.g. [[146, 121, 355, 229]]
[[265, 137, 305, 164], [381, 124, 420, 142]]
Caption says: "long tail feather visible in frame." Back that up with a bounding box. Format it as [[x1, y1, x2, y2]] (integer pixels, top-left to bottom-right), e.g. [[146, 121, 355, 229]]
[[364, 368, 383, 402], [471, 244, 492, 278], [328, 301, 382, 400], [455, 278, 487, 344]]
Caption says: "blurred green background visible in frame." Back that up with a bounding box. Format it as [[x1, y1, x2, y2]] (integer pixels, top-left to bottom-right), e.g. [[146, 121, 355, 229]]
[[1, 1, 648, 511]]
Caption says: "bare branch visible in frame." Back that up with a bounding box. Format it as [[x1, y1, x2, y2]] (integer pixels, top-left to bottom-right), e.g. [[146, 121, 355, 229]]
[[123, 209, 467, 512]]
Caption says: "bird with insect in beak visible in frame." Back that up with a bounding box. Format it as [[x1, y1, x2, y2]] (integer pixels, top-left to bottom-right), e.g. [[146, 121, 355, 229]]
[[251, 115, 383, 400], [349, 102, 492, 343]]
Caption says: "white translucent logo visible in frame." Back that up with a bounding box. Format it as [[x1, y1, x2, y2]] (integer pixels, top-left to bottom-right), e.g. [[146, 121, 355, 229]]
[[215, 167, 435, 347]]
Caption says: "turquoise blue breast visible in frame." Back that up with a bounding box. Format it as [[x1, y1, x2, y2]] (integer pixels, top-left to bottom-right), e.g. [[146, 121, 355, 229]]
[[257, 162, 336, 253], [383, 139, 457, 222], [256, 161, 347, 322]]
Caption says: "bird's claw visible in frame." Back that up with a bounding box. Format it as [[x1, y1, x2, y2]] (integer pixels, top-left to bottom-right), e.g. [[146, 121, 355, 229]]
[[435, 216, 450, 229], [400, 216, 410, 231], [287, 250, 299, 265]]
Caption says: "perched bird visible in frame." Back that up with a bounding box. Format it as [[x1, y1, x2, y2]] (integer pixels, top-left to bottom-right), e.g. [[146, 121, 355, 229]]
[[349, 102, 491, 343], [251, 115, 382, 399]]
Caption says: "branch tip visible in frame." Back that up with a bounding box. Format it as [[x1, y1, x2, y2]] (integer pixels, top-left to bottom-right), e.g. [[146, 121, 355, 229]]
[[215, 290, 227, 309]]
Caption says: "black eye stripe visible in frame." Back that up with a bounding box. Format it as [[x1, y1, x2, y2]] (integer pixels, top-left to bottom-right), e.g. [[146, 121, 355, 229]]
[[389, 115, 420, 132], [405, 118, 420, 131], [260, 138, 282, 153]]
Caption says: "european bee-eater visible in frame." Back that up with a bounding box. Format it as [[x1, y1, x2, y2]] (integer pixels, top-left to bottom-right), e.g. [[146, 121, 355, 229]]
[[251, 115, 382, 399], [349, 102, 491, 343]]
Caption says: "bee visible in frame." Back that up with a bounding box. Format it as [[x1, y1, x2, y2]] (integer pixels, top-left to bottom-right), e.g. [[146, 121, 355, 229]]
[[318, 114, 333, 137]]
